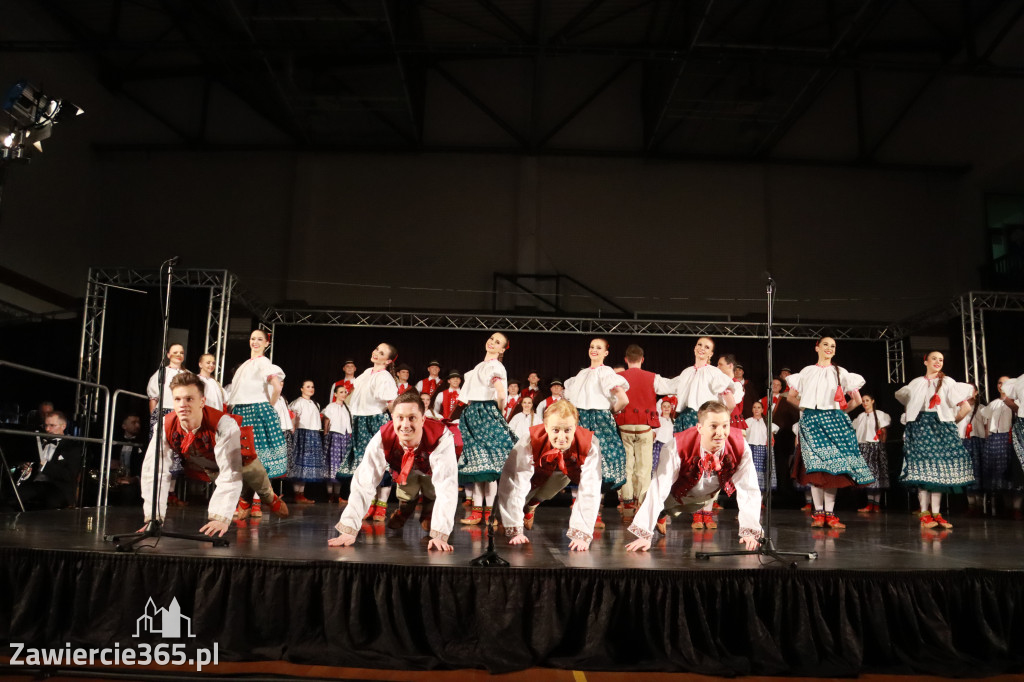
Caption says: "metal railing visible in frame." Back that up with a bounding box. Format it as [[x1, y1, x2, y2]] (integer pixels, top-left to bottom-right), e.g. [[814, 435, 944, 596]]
[[99, 389, 149, 508], [0, 359, 111, 508]]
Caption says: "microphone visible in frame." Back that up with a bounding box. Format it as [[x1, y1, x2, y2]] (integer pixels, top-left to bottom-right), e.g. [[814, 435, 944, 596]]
[[165, 256, 180, 266]]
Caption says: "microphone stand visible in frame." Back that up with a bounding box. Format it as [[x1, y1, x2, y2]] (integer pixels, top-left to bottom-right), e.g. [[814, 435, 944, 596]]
[[470, 501, 508, 567], [107, 258, 228, 551], [695, 275, 816, 566]]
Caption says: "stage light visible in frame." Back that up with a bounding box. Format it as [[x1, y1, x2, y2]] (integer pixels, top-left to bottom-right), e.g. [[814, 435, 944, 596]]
[[1, 80, 84, 158]]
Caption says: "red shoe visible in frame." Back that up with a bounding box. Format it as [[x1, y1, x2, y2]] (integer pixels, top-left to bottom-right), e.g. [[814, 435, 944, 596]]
[[363, 502, 377, 520], [594, 512, 606, 530], [294, 493, 315, 505], [620, 500, 636, 524], [810, 512, 825, 528], [372, 501, 388, 523], [800, 503, 813, 512], [523, 511, 536, 530], [691, 512, 705, 529], [920, 513, 938, 529], [250, 499, 262, 518], [932, 514, 953, 529], [268, 494, 289, 518], [167, 493, 187, 507], [656, 517, 667, 535], [825, 513, 845, 529], [703, 511, 717, 529], [857, 503, 874, 513], [460, 506, 483, 525], [232, 499, 251, 521], [712, 501, 723, 511], [872, 503, 882, 513], [462, 498, 473, 508]]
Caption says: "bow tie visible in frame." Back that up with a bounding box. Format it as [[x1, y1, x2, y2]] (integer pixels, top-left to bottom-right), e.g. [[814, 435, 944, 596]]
[[700, 450, 722, 475], [538, 448, 569, 476], [395, 446, 417, 485]]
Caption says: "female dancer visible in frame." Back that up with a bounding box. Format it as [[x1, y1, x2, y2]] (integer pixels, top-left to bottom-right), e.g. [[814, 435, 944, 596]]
[[496, 400, 602, 550], [564, 338, 629, 490], [670, 337, 734, 432], [652, 399, 675, 476], [339, 343, 398, 522], [288, 380, 325, 504], [894, 351, 974, 529], [850, 394, 890, 512], [981, 377, 1015, 514], [225, 329, 289, 519], [787, 335, 875, 530], [508, 396, 537, 440], [744, 400, 779, 491], [321, 383, 353, 504], [1002, 374, 1024, 519], [197, 353, 225, 411], [147, 343, 187, 505], [457, 332, 517, 526], [961, 384, 987, 515]]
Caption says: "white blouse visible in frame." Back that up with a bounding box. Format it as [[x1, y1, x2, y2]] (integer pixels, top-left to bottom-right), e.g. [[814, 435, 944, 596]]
[[274, 396, 293, 430], [225, 357, 285, 406], [894, 375, 973, 423], [348, 368, 398, 416], [983, 398, 1013, 433], [968, 404, 989, 439], [787, 364, 865, 411], [565, 365, 629, 410], [743, 417, 779, 446], [508, 411, 540, 440], [654, 415, 675, 444], [201, 375, 225, 411], [1000, 375, 1024, 418], [289, 397, 322, 431], [850, 410, 891, 443], [495, 432, 603, 543], [459, 359, 508, 402], [321, 402, 352, 434], [147, 367, 186, 410], [668, 364, 734, 412]]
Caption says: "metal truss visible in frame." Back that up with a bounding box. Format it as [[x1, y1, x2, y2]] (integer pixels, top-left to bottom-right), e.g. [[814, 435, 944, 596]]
[[265, 307, 896, 341], [885, 337, 905, 385], [892, 291, 1024, 395], [76, 268, 269, 419], [75, 270, 109, 423]]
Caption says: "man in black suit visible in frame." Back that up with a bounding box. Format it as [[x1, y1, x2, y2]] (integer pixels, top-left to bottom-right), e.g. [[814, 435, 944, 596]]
[[14, 410, 83, 510]]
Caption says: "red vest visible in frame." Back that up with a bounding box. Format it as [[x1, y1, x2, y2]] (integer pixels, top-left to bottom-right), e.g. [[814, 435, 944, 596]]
[[419, 378, 440, 396], [503, 395, 520, 421], [522, 386, 539, 400], [440, 390, 460, 420], [615, 367, 660, 427], [669, 427, 746, 501], [396, 382, 412, 394], [379, 418, 448, 479], [164, 407, 257, 480], [528, 423, 593, 489]]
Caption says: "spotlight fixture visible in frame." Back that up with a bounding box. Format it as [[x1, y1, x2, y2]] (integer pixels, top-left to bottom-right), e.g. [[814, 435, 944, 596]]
[[1, 80, 84, 159]]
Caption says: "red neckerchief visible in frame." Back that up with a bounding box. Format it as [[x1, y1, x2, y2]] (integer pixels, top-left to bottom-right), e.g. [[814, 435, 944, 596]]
[[380, 419, 448, 480]]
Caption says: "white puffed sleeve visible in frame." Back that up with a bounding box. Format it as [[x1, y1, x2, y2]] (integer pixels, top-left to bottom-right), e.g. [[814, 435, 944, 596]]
[[786, 371, 803, 394], [708, 368, 733, 396], [947, 381, 974, 408], [877, 411, 892, 429], [598, 366, 628, 395], [489, 361, 508, 386], [840, 369, 866, 393], [894, 384, 912, 406], [146, 371, 161, 400], [372, 372, 399, 402], [263, 358, 285, 382]]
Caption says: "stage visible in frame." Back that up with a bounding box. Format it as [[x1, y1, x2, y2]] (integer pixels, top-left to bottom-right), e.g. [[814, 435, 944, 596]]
[[1, 504, 1023, 677]]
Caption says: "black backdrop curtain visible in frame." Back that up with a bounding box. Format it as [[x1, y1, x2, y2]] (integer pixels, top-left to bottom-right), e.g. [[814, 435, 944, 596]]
[[2, 547, 1022, 676]]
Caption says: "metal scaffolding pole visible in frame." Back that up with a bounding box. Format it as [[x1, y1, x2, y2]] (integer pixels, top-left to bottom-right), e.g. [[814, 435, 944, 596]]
[[75, 270, 108, 424], [885, 337, 905, 384]]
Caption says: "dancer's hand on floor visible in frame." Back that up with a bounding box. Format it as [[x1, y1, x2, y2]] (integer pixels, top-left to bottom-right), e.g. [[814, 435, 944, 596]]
[[427, 537, 453, 552], [509, 533, 530, 545], [739, 535, 759, 551], [200, 520, 229, 537], [625, 537, 651, 552], [568, 538, 590, 552]]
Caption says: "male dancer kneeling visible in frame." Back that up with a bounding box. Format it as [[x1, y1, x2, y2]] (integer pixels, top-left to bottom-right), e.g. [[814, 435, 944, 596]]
[[328, 390, 457, 551], [626, 400, 762, 551], [496, 399, 603, 551], [141, 372, 288, 538]]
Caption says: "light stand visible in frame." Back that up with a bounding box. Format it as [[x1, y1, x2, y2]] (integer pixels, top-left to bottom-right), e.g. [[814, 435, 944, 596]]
[[696, 275, 817, 567], [107, 258, 228, 551], [470, 502, 508, 567]]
